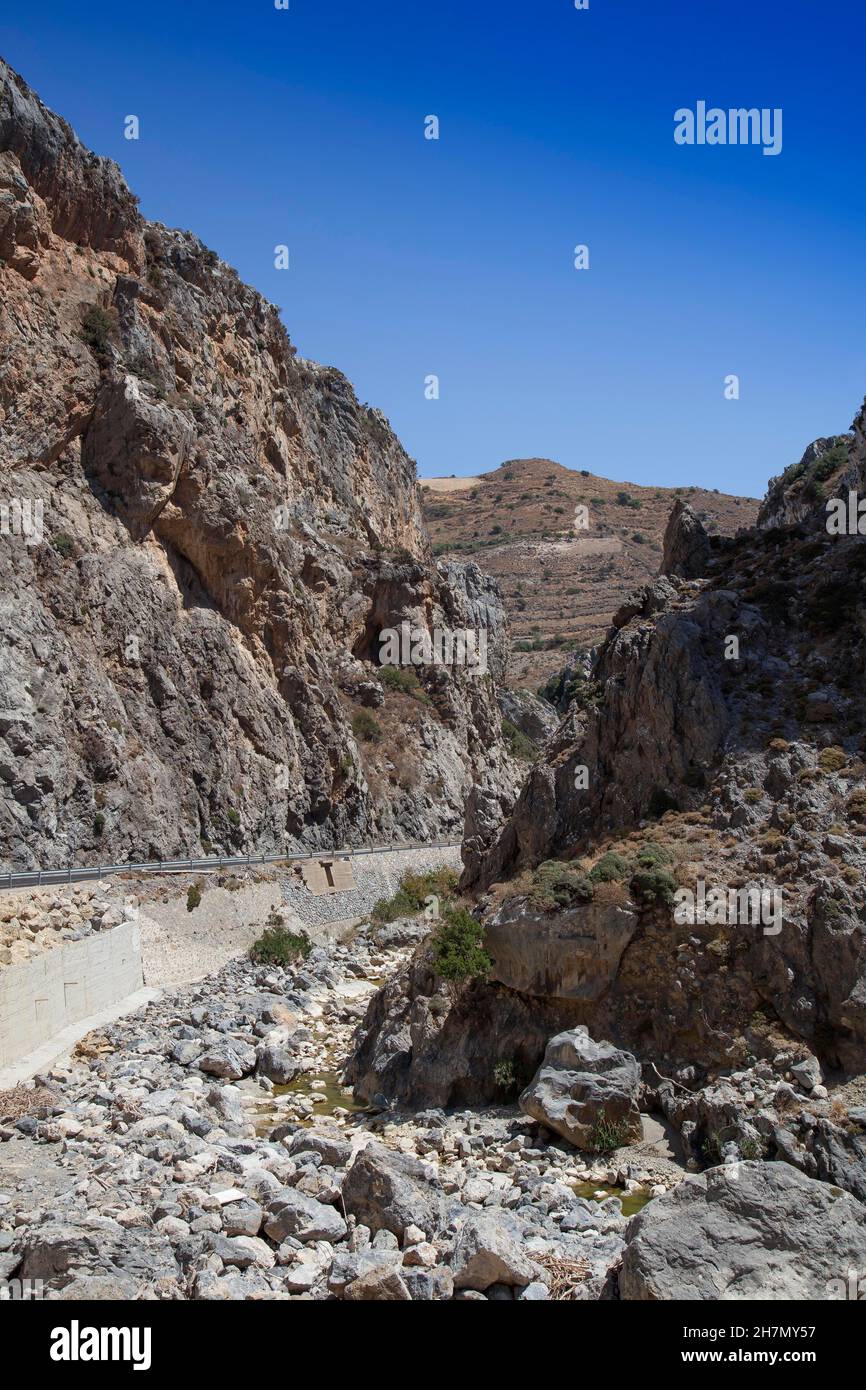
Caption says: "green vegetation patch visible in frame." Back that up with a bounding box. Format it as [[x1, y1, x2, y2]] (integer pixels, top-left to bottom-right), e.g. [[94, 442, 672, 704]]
[[528, 860, 595, 911], [431, 905, 491, 981], [371, 867, 460, 923], [250, 922, 311, 967], [501, 718, 538, 760]]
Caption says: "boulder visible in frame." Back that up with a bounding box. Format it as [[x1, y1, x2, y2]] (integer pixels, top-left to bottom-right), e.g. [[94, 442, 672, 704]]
[[342, 1142, 443, 1239], [287, 1130, 352, 1168], [255, 1042, 300, 1085], [263, 1190, 347, 1245], [791, 1054, 823, 1092], [343, 1266, 411, 1300], [451, 1211, 540, 1291], [220, 1198, 263, 1238], [620, 1162, 866, 1300], [327, 1249, 402, 1293], [198, 1041, 257, 1081], [15, 1218, 179, 1293], [519, 1027, 642, 1150]]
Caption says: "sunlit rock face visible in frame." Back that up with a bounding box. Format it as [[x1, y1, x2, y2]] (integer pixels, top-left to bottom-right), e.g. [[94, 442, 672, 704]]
[[0, 59, 519, 868]]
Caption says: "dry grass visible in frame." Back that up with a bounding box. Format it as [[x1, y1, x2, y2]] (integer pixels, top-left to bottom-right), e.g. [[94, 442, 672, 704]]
[[531, 1251, 592, 1299], [0, 1083, 58, 1121]]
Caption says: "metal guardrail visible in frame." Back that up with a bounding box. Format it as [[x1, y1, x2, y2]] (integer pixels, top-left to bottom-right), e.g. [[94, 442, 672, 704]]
[[0, 838, 463, 893]]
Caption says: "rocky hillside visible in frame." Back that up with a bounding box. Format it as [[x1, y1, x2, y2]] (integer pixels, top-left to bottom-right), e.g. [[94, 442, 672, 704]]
[[0, 60, 519, 870], [422, 459, 758, 690], [350, 403, 866, 1186]]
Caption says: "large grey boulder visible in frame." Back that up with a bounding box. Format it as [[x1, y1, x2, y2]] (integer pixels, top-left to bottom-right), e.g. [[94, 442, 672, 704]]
[[255, 1041, 300, 1085], [14, 1218, 180, 1293], [263, 1189, 347, 1245], [519, 1027, 642, 1150], [451, 1211, 541, 1291], [198, 1040, 257, 1081], [288, 1129, 352, 1168], [342, 1142, 444, 1239], [620, 1162, 866, 1300]]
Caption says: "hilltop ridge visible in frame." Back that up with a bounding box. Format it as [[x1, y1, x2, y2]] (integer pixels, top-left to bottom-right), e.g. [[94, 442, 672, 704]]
[[421, 458, 759, 689]]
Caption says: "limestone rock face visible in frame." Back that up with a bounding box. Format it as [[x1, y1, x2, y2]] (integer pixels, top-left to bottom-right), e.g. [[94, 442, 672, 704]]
[[497, 686, 559, 745], [486, 899, 639, 1001], [519, 1027, 643, 1149], [452, 409, 866, 1073], [0, 59, 518, 868], [465, 574, 732, 890], [82, 375, 195, 537], [757, 434, 858, 531], [342, 396, 866, 1114], [619, 1162, 866, 1301], [660, 499, 711, 578]]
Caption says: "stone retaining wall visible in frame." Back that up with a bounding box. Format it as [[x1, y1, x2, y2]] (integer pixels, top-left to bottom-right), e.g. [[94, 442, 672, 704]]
[[0, 919, 143, 1069]]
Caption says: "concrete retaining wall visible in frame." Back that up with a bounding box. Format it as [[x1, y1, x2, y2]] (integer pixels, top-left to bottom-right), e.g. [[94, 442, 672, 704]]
[[0, 920, 143, 1069]]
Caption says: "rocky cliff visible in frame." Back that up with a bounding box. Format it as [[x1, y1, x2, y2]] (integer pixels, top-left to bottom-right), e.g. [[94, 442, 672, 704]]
[[0, 60, 519, 868], [350, 396, 866, 1104]]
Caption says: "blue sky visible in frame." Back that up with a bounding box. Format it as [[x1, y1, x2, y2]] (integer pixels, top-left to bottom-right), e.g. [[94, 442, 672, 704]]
[[2, 0, 864, 496]]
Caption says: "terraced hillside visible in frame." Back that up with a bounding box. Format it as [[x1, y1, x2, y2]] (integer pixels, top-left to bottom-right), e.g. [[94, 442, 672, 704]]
[[421, 459, 759, 689]]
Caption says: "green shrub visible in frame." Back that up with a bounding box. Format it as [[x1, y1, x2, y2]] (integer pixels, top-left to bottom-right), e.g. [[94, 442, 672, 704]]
[[501, 718, 537, 761], [250, 924, 311, 966], [378, 665, 426, 700], [588, 851, 630, 883], [493, 1059, 517, 1091], [352, 709, 382, 742], [79, 303, 115, 356], [588, 1109, 633, 1153], [811, 442, 848, 481], [630, 867, 677, 909], [371, 867, 459, 923], [634, 841, 674, 869], [529, 860, 595, 911], [431, 906, 491, 981], [52, 532, 77, 559]]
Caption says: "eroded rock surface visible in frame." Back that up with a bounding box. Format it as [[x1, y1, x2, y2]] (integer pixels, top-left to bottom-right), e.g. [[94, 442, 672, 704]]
[[619, 1162, 866, 1301], [519, 1028, 643, 1150], [0, 58, 519, 869]]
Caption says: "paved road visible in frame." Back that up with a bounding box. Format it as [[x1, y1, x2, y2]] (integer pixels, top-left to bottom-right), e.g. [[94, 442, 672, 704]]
[[0, 838, 463, 893]]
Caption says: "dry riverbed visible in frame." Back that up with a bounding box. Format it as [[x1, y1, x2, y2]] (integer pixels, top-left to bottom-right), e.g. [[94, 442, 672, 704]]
[[0, 916, 672, 1301]]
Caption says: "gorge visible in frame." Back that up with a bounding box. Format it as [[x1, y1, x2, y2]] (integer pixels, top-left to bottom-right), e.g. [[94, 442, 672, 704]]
[[1, 57, 865, 1308]]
